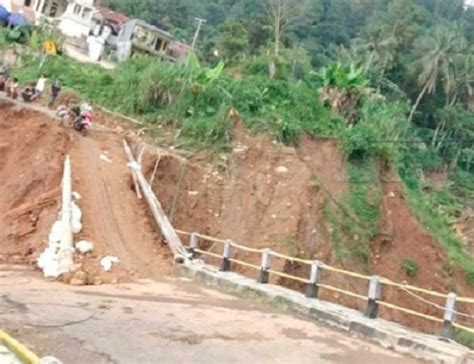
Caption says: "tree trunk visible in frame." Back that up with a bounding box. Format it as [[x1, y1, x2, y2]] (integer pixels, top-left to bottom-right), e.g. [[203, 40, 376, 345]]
[[431, 120, 445, 148], [275, 28, 280, 57], [268, 59, 276, 78], [406, 82, 430, 132], [274, 2, 281, 57], [291, 58, 297, 79], [431, 123, 441, 147]]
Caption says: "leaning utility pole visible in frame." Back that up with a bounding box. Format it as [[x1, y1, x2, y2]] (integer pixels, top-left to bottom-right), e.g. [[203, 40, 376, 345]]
[[191, 17, 207, 49]]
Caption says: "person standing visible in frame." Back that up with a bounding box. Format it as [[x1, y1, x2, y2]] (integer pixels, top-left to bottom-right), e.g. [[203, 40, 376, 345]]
[[6, 77, 19, 99], [48, 79, 62, 107], [0, 66, 11, 92], [33, 74, 47, 100]]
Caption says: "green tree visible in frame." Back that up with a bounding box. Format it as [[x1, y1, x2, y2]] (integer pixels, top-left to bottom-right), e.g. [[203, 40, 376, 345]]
[[217, 21, 249, 63], [263, 0, 310, 57], [407, 25, 466, 126]]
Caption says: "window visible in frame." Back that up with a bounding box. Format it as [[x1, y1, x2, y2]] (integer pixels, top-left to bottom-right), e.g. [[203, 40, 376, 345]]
[[155, 38, 168, 52], [82, 7, 92, 20], [49, 2, 58, 17], [73, 4, 82, 15], [133, 26, 156, 49], [41, 0, 48, 14]]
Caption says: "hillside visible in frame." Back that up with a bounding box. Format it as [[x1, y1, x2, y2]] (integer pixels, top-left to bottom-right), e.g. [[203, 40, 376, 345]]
[[0, 0, 473, 347]]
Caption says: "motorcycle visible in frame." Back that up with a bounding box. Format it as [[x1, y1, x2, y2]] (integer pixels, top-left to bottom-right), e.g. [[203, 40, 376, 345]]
[[73, 111, 93, 136], [21, 86, 36, 102]]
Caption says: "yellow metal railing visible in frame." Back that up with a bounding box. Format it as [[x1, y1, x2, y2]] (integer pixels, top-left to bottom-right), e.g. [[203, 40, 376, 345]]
[[0, 329, 39, 364], [176, 229, 474, 335]]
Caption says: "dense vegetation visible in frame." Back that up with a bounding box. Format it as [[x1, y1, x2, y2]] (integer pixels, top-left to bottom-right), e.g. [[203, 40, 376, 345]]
[[97, 0, 474, 282], [1, 1, 473, 286]]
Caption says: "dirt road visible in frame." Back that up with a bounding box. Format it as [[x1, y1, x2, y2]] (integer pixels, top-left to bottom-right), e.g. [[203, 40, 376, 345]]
[[0, 95, 173, 282], [0, 266, 422, 364], [69, 124, 174, 280]]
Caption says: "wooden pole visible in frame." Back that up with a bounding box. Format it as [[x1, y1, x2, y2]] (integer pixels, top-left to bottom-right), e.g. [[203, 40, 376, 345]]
[[123, 140, 188, 262]]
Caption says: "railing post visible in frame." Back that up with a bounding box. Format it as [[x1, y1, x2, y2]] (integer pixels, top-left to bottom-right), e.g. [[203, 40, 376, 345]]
[[220, 240, 232, 272], [189, 233, 199, 258], [440, 292, 457, 339], [257, 249, 271, 284], [306, 261, 321, 298], [364, 276, 381, 319]]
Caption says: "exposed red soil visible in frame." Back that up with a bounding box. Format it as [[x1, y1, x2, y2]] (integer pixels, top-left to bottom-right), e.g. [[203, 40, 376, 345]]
[[457, 207, 474, 258], [0, 103, 68, 265], [0, 99, 174, 284], [1, 96, 473, 335], [138, 121, 474, 335]]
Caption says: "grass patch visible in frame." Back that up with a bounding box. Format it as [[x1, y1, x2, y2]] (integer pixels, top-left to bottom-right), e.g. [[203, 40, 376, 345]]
[[11, 52, 339, 151], [405, 184, 474, 284], [323, 199, 349, 261], [401, 258, 419, 277], [320, 158, 382, 266], [455, 330, 474, 349]]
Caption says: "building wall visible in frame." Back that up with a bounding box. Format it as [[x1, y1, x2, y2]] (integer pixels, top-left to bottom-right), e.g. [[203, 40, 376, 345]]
[[58, 1, 96, 38], [1, 0, 68, 22], [35, 0, 67, 18]]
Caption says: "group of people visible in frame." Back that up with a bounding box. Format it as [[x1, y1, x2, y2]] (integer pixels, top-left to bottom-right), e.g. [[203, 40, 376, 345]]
[[0, 66, 62, 107], [0, 67, 19, 98], [0, 64, 93, 136]]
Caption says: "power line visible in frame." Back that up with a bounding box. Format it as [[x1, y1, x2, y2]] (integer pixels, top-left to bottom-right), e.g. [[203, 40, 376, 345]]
[[370, 139, 474, 144]]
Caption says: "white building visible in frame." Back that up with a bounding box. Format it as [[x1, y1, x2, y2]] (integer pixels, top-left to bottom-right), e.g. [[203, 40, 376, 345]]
[[0, 0, 68, 22], [58, 0, 98, 38], [0, 0, 99, 39]]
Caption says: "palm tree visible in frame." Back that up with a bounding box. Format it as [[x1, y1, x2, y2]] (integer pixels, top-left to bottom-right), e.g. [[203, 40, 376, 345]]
[[453, 45, 474, 110], [353, 34, 398, 85], [407, 25, 465, 127]]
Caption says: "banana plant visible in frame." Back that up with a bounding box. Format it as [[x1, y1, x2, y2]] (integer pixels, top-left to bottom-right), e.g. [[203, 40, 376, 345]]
[[318, 63, 372, 125]]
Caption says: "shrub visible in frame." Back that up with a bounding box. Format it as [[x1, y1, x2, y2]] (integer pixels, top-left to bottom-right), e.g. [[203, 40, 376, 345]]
[[340, 123, 378, 159], [402, 258, 419, 277]]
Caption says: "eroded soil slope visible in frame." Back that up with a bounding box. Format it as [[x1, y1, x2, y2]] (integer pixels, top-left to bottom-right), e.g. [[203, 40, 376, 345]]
[[0, 101, 173, 283], [138, 122, 474, 333], [0, 103, 68, 264], [1, 98, 472, 334]]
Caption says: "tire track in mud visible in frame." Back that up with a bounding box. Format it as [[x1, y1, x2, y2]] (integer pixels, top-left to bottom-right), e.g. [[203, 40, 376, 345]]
[[71, 131, 174, 279]]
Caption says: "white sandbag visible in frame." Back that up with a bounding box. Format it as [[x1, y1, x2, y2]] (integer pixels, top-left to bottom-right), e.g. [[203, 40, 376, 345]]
[[71, 201, 82, 234], [38, 219, 77, 278], [100, 256, 120, 272], [48, 220, 63, 244], [75, 240, 93, 254], [39, 356, 64, 364], [100, 154, 113, 163]]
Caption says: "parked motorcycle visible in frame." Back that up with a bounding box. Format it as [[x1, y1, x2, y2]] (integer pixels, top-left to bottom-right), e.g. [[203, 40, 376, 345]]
[[73, 110, 93, 136], [21, 86, 36, 102]]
